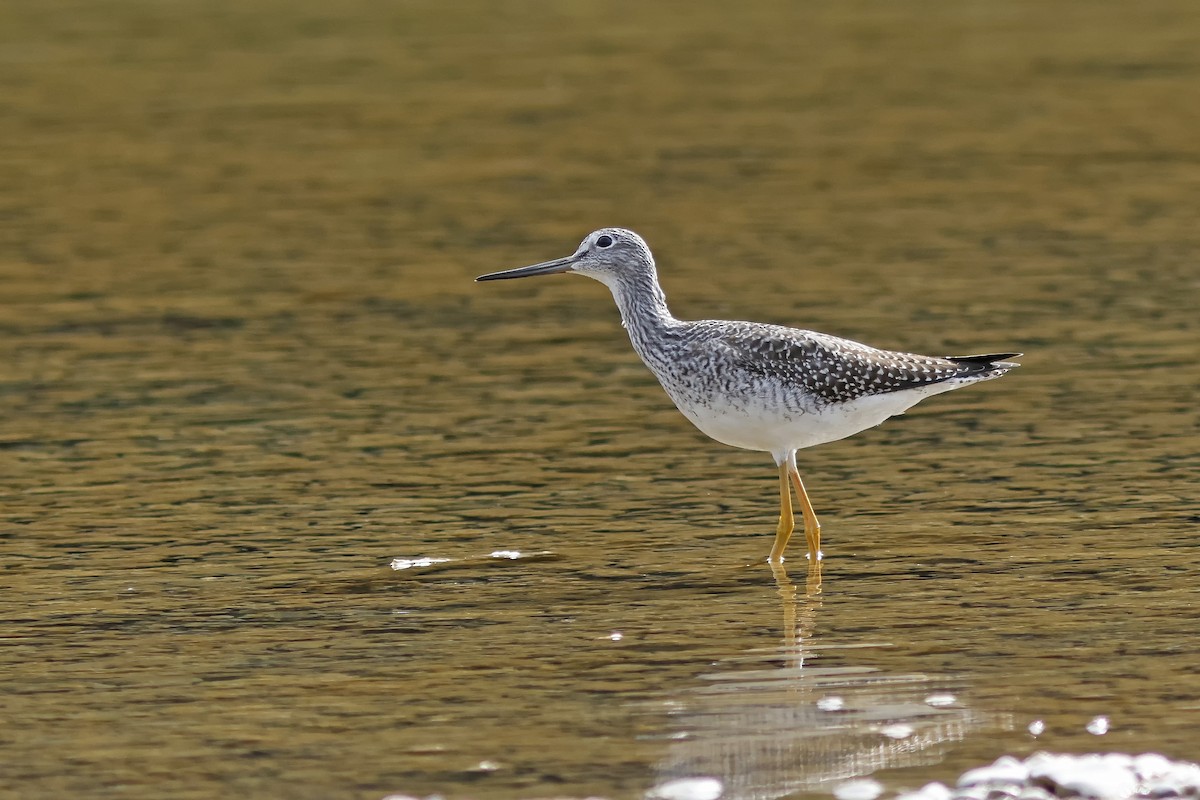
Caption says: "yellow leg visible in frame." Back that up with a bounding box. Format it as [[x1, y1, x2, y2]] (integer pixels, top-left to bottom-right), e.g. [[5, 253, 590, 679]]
[[787, 459, 822, 561], [769, 462, 794, 563]]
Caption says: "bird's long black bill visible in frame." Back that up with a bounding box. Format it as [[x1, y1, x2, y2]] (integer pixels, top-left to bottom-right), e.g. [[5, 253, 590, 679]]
[[476, 255, 577, 282]]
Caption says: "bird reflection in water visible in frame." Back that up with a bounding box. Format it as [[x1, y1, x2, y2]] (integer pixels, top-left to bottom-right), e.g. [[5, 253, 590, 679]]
[[651, 559, 1006, 800], [770, 560, 822, 660]]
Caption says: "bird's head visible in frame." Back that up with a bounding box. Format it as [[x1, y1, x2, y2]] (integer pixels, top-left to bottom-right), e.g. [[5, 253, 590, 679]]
[[476, 228, 655, 291]]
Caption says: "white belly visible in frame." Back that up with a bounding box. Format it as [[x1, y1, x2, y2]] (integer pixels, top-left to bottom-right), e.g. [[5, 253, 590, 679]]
[[669, 383, 960, 457]]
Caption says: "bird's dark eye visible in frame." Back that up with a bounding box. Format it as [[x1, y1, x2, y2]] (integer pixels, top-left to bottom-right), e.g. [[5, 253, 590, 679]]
[[596, 234, 614, 248]]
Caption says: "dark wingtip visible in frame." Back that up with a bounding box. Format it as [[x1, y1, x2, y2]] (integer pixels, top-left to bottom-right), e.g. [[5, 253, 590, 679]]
[[947, 352, 1022, 365], [945, 353, 1022, 380]]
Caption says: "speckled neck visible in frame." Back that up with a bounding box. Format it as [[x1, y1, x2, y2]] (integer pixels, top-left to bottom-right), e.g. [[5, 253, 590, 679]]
[[604, 267, 681, 371]]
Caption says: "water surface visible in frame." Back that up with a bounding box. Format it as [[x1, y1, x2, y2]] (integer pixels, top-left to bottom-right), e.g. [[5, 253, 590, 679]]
[[2, 1, 1198, 798]]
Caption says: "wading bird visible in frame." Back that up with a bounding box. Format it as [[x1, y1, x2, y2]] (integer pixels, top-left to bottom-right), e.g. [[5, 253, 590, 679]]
[[477, 228, 1019, 563]]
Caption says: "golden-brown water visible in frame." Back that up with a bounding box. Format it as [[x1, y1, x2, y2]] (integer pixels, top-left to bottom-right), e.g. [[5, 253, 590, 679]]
[[2, 1, 1198, 798]]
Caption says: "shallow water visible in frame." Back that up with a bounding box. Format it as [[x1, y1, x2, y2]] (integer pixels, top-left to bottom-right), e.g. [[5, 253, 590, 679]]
[[2, 1, 1199, 798]]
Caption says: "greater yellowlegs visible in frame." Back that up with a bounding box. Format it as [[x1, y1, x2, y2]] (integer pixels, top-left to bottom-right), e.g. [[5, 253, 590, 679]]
[[476, 228, 1020, 563]]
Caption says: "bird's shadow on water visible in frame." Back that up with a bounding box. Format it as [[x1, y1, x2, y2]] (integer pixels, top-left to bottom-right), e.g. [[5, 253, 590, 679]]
[[648, 559, 1010, 800]]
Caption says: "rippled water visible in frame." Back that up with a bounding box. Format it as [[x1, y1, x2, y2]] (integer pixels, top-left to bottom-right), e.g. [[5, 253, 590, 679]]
[[2, 1, 1198, 798]]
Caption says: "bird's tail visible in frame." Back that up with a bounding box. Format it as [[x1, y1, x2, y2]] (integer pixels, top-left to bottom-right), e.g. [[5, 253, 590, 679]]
[[948, 353, 1022, 367], [945, 352, 1022, 380]]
